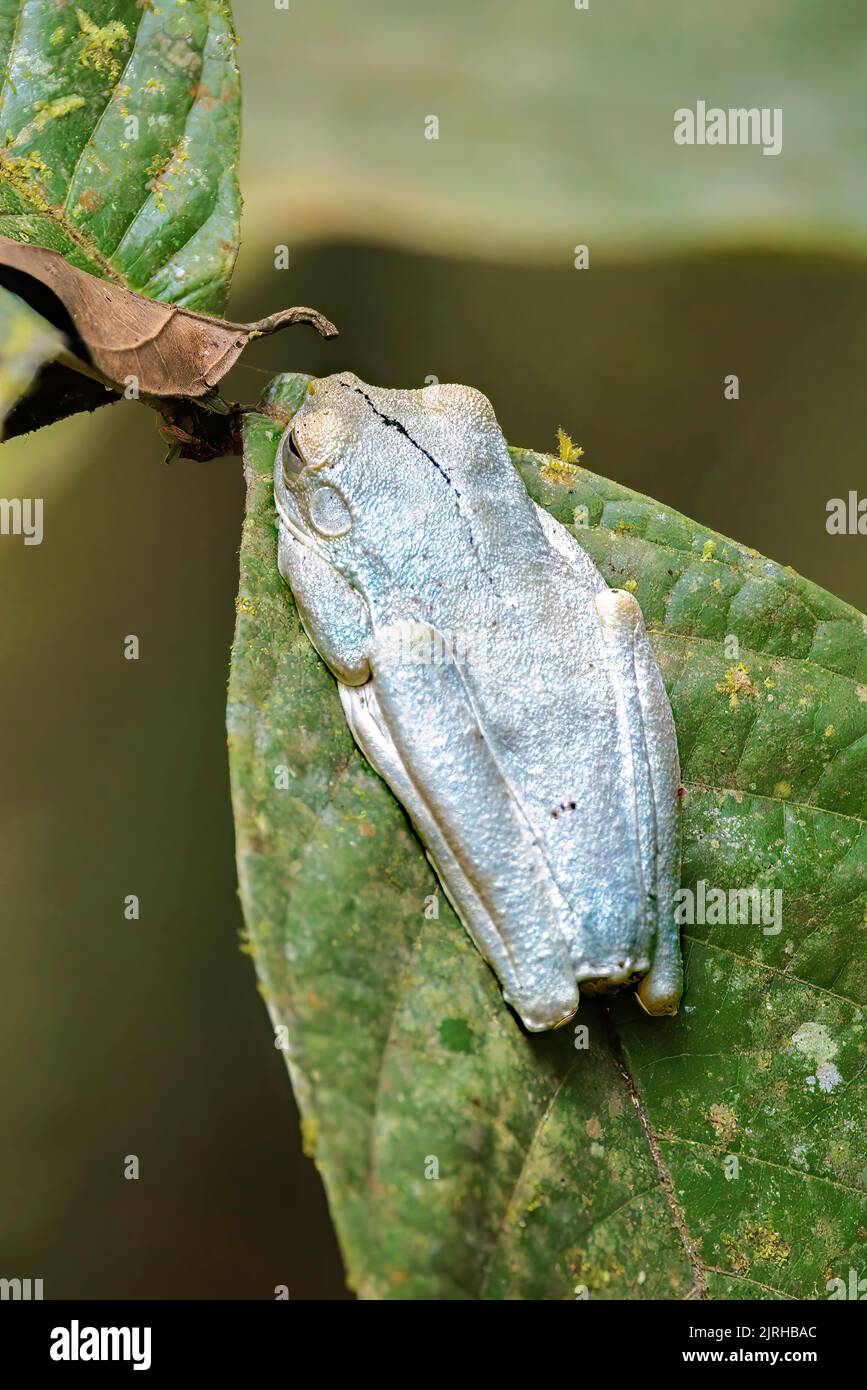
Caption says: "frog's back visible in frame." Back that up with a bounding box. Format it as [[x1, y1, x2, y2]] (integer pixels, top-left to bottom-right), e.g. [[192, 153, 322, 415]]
[[456, 516, 659, 988]]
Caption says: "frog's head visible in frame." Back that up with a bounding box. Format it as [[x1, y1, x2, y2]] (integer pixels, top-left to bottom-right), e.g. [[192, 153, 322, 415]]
[[274, 371, 510, 560], [274, 374, 366, 553]]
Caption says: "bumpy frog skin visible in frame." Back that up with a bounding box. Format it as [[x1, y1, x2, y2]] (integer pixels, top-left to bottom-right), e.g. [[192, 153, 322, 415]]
[[274, 372, 683, 1031]]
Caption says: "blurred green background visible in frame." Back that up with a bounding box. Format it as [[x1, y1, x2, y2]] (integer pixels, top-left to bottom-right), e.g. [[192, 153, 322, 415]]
[[1, 1, 865, 1298]]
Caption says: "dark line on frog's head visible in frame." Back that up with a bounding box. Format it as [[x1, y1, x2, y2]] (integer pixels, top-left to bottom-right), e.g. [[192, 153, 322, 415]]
[[335, 378, 512, 601], [339, 379, 461, 498]]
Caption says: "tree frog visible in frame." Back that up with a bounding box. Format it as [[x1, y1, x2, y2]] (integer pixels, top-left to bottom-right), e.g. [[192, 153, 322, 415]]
[[274, 373, 683, 1031]]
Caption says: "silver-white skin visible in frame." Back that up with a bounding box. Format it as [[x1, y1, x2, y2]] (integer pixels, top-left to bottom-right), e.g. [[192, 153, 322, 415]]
[[274, 373, 683, 1031]]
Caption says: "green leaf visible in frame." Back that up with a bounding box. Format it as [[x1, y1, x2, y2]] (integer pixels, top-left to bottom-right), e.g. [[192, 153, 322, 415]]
[[228, 374, 866, 1300], [0, 0, 241, 313], [0, 282, 64, 421]]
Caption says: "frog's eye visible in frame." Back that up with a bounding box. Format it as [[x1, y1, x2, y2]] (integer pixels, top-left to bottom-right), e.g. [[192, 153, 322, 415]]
[[282, 429, 306, 479]]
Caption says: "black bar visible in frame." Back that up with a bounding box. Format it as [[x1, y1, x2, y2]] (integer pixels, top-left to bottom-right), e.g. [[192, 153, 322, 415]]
[[0, 1296, 860, 1375]]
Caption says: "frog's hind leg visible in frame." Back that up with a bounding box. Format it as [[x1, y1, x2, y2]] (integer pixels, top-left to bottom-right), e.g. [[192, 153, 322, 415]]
[[339, 621, 581, 1032], [595, 589, 683, 1016], [341, 682, 505, 976]]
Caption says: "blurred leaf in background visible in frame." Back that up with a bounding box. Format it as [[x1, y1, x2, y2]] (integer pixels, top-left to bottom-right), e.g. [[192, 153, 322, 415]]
[[236, 0, 867, 265], [0, 285, 63, 421]]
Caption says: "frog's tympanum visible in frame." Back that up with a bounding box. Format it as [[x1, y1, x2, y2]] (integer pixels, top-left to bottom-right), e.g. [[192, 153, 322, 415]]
[[274, 373, 683, 1031]]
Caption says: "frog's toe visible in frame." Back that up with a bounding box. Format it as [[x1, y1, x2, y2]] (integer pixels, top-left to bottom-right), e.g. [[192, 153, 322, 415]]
[[502, 954, 582, 1033], [512, 992, 580, 1033], [635, 958, 682, 1016]]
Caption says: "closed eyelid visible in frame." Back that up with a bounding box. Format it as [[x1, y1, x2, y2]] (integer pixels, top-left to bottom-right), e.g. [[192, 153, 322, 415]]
[[282, 429, 334, 485], [281, 429, 306, 476]]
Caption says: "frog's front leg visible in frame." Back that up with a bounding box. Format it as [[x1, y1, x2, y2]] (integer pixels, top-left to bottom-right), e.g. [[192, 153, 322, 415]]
[[595, 589, 683, 1016], [277, 525, 372, 684]]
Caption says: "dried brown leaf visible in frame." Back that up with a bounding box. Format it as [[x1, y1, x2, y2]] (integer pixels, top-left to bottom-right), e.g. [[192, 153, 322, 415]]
[[0, 236, 337, 401]]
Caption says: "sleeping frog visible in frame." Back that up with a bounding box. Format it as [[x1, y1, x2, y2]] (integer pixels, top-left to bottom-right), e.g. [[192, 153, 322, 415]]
[[274, 372, 682, 1031]]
